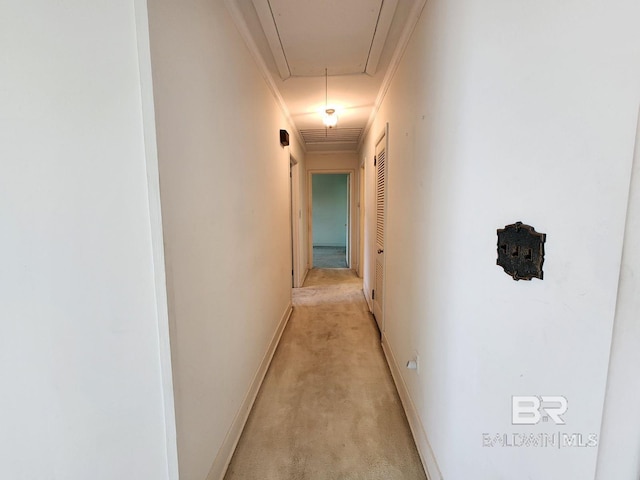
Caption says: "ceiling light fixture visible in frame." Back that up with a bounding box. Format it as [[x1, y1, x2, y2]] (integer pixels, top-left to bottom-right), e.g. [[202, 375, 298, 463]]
[[322, 68, 338, 129]]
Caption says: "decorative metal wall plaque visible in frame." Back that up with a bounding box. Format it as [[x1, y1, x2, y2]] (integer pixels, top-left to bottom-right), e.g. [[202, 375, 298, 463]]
[[497, 222, 546, 281]]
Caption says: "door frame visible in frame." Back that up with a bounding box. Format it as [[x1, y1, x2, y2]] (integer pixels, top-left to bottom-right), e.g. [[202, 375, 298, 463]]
[[358, 159, 365, 278], [372, 124, 389, 332], [290, 154, 304, 287], [307, 169, 357, 269]]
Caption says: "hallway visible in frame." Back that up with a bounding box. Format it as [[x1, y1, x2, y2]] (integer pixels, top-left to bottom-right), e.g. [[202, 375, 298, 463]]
[[5, 1, 640, 479], [224, 270, 426, 480]]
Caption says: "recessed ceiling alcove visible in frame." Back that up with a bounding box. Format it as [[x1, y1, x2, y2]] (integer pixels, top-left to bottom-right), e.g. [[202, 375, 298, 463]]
[[227, 0, 427, 151]]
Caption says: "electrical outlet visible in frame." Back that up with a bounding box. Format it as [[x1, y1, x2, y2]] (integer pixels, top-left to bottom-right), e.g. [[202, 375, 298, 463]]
[[406, 352, 420, 373]]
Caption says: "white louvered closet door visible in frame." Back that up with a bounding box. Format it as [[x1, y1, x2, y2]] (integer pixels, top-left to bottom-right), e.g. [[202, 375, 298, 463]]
[[373, 136, 386, 331]]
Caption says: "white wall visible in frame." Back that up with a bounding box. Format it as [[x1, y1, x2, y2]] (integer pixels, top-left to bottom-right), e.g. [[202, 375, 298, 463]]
[[312, 174, 349, 247], [146, 0, 304, 478], [0, 1, 176, 479], [307, 151, 360, 171], [361, 0, 640, 478], [595, 110, 640, 480]]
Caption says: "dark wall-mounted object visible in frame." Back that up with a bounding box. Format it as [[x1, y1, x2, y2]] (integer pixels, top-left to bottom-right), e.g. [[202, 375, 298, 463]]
[[497, 221, 546, 281], [280, 129, 290, 147]]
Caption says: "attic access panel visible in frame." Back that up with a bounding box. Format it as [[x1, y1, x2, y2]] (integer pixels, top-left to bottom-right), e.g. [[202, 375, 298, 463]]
[[252, 0, 398, 78], [497, 222, 546, 281]]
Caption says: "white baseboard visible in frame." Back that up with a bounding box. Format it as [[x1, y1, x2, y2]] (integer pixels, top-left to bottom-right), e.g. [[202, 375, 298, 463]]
[[300, 267, 309, 287], [206, 303, 294, 480], [362, 282, 373, 312], [381, 334, 443, 480]]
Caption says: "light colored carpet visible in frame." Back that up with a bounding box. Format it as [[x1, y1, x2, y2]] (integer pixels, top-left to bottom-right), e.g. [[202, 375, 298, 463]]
[[313, 246, 348, 268], [224, 269, 427, 480]]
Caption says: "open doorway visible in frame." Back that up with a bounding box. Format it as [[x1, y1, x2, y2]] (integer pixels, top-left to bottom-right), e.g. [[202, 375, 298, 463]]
[[310, 173, 350, 268]]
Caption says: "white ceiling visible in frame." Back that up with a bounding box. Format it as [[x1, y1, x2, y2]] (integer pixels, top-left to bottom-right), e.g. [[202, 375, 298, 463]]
[[227, 0, 426, 152], [253, 0, 397, 78]]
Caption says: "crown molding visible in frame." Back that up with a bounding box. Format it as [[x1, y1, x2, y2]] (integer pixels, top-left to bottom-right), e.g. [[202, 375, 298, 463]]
[[359, 0, 428, 151], [224, 0, 307, 153]]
